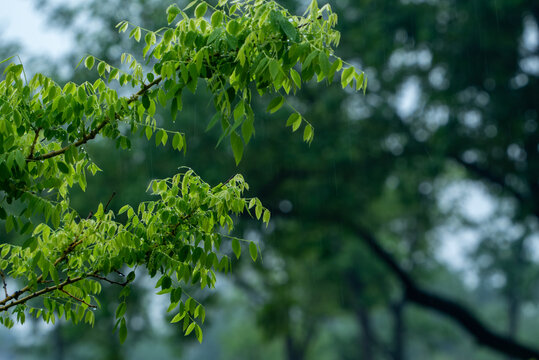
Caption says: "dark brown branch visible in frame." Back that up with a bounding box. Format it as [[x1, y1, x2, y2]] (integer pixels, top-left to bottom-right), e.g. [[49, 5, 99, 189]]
[[28, 120, 110, 161], [0, 275, 85, 312], [341, 219, 539, 360], [26, 75, 164, 162], [103, 192, 116, 212], [0, 234, 85, 307], [27, 127, 42, 159], [60, 288, 96, 308], [89, 274, 128, 287], [0, 195, 112, 307]]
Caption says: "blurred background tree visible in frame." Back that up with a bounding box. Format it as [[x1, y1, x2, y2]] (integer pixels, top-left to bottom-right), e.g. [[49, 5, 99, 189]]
[[0, 0, 538, 359]]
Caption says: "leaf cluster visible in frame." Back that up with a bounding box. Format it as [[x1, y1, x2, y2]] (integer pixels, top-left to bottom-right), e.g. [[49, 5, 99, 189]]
[[0, 0, 365, 343]]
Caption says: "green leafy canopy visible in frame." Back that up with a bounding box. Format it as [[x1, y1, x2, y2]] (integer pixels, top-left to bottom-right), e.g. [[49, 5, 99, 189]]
[[0, 0, 364, 342]]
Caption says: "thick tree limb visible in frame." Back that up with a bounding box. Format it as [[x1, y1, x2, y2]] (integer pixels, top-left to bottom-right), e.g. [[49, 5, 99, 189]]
[[342, 219, 539, 360]]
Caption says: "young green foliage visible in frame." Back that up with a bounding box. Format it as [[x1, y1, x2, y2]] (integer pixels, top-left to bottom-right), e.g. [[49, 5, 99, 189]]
[[0, 0, 365, 343]]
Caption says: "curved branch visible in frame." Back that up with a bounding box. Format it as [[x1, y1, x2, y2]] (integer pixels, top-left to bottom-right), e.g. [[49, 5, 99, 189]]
[[60, 288, 96, 308], [342, 219, 539, 360], [0, 275, 86, 312], [29, 120, 110, 161], [26, 75, 164, 162]]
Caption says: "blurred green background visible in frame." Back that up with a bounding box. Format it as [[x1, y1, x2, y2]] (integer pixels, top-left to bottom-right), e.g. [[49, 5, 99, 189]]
[[0, 0, 538, 359]]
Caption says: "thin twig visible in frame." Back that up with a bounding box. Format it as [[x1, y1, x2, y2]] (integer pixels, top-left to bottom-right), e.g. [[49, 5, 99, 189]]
[[90, 274, 128, 287], [104, 192, 117, 212], [28, 127, 42, 159], [60, 288, 96, 308]]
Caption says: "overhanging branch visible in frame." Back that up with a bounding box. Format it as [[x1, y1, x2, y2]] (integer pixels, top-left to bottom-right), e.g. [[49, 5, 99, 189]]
[[341, 219, 539, 360]]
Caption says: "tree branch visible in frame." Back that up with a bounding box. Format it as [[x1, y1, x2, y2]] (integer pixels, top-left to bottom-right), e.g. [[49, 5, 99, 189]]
[[29, 120, 110, 161], [89, 274, 128, 287], [27, 127, 41, 159], [0, 275, 86, 312], [0, 196, 112, 307], [60, 288, 96, 308], [341, 219, 539, 360], [103, 191, 116, 212], [26, 75, 164, 162]]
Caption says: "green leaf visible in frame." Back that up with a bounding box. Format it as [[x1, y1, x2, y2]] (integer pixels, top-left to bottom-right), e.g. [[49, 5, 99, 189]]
[[249, 242, 258, 262], [327, 58, 342, 81], [119, 22, 129, 33], [241, 115, 254, 144], [303, 50, 319, 69], [341, 67, 355, 88], [232, 238, 241, 259], [97, 61, 106, 77], [303, 124, 314, 143], [116, 302, 127, 319], [57, 162, 70, 174], [290, 69, 301, 88], [233, 101, 244, 122], [195, 3, 207, 18], [226, 20, 241, 36], [164, 29, 174, 44], [230, 132, 244, 165], [263, 209, 271, 225], [85, 56, 95, 70], [0, 55, 15, 66], [172, 133, 181, 150], [356, 72, 365, 91], [167, 4, 181, 23], [287, 113, 301, 127], [319, 52, 330, 75], [171, 312, 185, 323], [134, 27, 141, 42], [141, 94, 150, 109], [206, 113, 220, 131], [185, 322, 196, 336], [266, 96, 284, 114], [269, 60, 281, 80], [211, 11, 223, 27], [195, 324, 203, 343], [161, 275, 172, 289], [292, 116, 302, 132], [145, 126, 153, 140], [119, 318, 127, 343], [255, 204, 262, 220], [279, 17, 299, 42], [184, 0, 199, 10]]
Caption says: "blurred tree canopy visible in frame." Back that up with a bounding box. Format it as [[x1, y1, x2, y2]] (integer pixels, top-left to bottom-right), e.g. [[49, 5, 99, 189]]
[[1, 0, 538, 359]]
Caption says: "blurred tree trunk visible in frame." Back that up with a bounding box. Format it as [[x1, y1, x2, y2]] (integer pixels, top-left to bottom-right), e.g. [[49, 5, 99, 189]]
[[54, 323, 65, 360], [391, 299, 405, 360], [506, 294, 520, 360], [356, 306, 374, 360], [285, 335, 306, 360]]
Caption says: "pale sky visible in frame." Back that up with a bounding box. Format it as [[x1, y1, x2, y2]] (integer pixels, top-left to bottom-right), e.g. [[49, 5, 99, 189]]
[[0, 0, 72, 60]]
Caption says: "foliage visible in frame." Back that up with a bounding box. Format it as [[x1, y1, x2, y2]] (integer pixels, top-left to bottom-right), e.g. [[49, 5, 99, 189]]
[[0, 0, 364, 343]]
